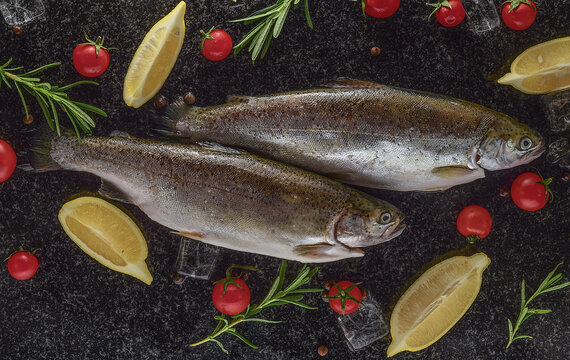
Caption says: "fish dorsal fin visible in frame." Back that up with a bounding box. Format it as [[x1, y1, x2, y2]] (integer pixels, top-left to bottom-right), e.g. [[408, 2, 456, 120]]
[[322, 78, 384, 89], [99, 180, 133, 204], [196, 141, 247, 155], [431, 165, 475, 179], [226, 95, 251, 103], [110, 130, 132, 139]]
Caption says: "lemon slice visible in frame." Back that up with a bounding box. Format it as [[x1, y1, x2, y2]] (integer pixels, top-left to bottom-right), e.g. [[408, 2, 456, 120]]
[[123, 1, 186, 108], [387, 253, 490, 357], [58, 196, 153, 285], [498, 36, 570, 94]]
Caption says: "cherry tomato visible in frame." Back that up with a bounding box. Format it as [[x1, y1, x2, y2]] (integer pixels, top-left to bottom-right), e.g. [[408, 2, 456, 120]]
[[456, 205, 492, 243], [429, 0, 466, 27], [511, 172, 552, 211], [73, 34, 111, 78], [326, 281, 363, 315], [212, 277, 251, 315], [200, 28, 233, 61], [0, 139, 17, 183], [7, 249, 39, 280], [502, 0, 537, 31], [365, 0, 401, 19]]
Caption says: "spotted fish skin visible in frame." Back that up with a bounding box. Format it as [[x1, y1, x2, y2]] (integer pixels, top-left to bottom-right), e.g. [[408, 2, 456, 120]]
[[157, 80, 544, 191], [31, 132, 405, 263]]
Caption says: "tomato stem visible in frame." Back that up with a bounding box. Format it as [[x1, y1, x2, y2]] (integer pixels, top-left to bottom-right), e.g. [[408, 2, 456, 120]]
[[466, 235, 480, 245]]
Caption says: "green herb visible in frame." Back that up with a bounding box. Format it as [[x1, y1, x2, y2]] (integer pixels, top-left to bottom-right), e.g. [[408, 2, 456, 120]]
[[230, 0, 313, 62], [0, 58, 107, 139], [506, 262, 570, 348], [190, 259, 322, 353]]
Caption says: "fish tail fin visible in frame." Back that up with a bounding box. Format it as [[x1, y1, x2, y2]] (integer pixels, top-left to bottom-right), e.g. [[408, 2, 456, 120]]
[[151, 98, 200, 138], [27, 126, 63, 172]]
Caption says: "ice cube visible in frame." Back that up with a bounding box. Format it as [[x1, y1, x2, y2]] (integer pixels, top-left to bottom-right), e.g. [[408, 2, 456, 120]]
[[0, 0, 46, 26], [462, 0, 501, 34], [542, 91, 570, 133], [174, 238, 220, 281], [337, 295, 389, 351]]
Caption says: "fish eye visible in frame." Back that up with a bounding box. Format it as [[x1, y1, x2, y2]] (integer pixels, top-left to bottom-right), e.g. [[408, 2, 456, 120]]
[[519, 136, 533, 151], [378, 211, 392, 224]]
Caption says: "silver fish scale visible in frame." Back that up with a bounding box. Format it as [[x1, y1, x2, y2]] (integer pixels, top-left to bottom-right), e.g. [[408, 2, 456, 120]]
[[48, 135, 403, 262], [173, 87, 504, 191]]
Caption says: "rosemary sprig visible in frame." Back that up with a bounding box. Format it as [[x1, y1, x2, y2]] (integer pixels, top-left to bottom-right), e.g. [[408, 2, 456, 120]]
[[230, 0, 313, 62], [190, 259, 322, 354], [506, 262, 570, 348], [0, 58, 107, 139]]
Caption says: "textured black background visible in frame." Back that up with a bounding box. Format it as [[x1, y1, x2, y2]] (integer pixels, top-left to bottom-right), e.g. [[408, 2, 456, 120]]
[[0, 1, 568, 359]]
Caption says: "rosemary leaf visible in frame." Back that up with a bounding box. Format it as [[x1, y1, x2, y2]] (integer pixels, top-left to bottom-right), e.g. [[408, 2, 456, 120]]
[[230, 0, 313, 61], [506, 262, 570, 348], [0, 60, 105, 139], [190, 260, 321, 353]]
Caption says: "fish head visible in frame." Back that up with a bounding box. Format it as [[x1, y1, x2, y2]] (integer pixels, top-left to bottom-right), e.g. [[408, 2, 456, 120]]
[[477, 118, 545, 171], [335, 203, 406, 248]]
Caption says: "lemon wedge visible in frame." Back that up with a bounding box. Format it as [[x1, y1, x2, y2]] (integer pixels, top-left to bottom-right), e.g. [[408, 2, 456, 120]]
[[123, 1, 186, 108], [498, 36, 570, 94], [58, 196, 153, 285], [387, 253, 490, 357]]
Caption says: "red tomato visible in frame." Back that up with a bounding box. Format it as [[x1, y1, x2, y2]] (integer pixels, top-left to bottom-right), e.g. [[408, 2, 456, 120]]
[[456, 205, 492, 243], [212, 277, 251, 315], [432, 0, 466, 27], [200, 28, 233, 61], [365, 0, 401, 19], [0, 139, 17, 183], [327, 281, 363, 315], [511, 172, 552, 211], [73, 35, 111, 77], [502, 0, 537, 31], [7, 250, 39, 280]]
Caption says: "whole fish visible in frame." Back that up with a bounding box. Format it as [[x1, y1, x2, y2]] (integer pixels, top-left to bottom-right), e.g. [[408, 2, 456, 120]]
[[30, 131, 405, 263], [156, 79, 545, 191]]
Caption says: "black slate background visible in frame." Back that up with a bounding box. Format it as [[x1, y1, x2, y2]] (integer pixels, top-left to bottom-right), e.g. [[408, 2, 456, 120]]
[[0, 1, 569, 359]]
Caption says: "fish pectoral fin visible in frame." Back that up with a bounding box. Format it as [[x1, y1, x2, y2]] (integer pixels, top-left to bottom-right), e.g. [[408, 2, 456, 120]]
[[171, 230, 206, 241], [431, 165, 476, 179], [294, 243, 335, 258], [98, 180, 133, 204], [321, 78, 384, 89], [226, 95, 251, 103], [294, 243, 364, 260], [195, 141, 248, 155]]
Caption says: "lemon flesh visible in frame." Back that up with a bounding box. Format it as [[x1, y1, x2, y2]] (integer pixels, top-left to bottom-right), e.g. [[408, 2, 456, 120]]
[[387, 253, 490, 357], [123, 1, 186, 108], [58, 196, 153, 285], [498, 36, 570, 94]]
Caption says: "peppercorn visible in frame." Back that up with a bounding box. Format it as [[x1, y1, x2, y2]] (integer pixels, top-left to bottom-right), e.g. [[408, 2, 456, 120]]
[[318, 345, 328, 356], [13, 26, 23, 35], [154, 95, 167, 109], [499, 184, 510, 197], [370, 46, 381, 56], [323, 280, 334, 291], [184, 92, 196, 105], [23, 114, 34, 125], [172, 273, 186, 285]]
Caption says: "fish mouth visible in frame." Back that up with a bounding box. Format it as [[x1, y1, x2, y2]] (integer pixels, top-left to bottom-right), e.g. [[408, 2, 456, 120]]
[[383, 222, 406, 242]]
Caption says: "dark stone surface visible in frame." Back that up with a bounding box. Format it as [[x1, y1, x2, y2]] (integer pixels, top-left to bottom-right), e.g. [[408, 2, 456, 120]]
[[0, 1, 568, 359]]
